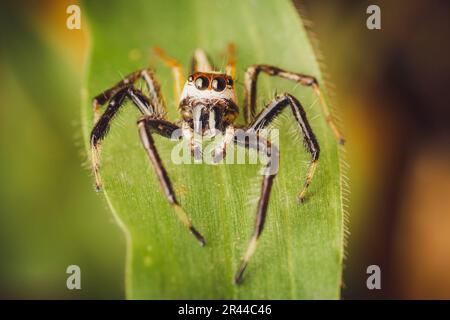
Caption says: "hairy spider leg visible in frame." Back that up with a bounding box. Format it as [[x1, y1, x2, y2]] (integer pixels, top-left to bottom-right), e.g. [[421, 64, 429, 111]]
[[225, 43, 237, 79], [138, 117, 206, 246], [90, 85, 157, 191], [244, 64, 345, 145], [234, 133, 278, 284], [190, 48, 213, 73], [92, 68, 166, 123], [91, 82, 206, 245], [235, 94, 320, 284], [154, 47, 186, 104], [248, 93, 320, 203]]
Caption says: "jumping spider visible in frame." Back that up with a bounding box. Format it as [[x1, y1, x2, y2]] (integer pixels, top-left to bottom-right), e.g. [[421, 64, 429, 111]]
[[90, 44, 344, 284]]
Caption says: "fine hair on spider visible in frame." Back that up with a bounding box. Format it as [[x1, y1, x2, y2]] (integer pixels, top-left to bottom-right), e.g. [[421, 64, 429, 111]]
[[89, 44, 344, 285]]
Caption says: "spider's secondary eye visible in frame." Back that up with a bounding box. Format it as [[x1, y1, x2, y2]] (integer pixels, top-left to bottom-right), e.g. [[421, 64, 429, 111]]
[[212, 77, 226, 92], [188, 75, 194, 82], [195, 76, 209, 90], [226, 78, 233, 87]]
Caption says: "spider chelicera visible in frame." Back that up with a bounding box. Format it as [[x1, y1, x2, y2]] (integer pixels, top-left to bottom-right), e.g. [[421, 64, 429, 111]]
[[90, 44, 344, 284]]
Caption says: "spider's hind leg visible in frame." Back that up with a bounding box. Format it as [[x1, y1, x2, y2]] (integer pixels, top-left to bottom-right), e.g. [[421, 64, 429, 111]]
[[190, 48, 213, 73], [137, 117, 206, 246], [190, 43, 236, 78], [225, 43, 236, 79]]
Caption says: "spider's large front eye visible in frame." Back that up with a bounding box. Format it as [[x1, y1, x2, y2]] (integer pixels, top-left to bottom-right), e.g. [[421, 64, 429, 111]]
[[212, 77, 226, 92], [195, 76, 209, 90]]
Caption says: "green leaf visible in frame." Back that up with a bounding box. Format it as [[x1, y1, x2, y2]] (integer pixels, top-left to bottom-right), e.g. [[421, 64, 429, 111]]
[[81, 0, 346, 299]]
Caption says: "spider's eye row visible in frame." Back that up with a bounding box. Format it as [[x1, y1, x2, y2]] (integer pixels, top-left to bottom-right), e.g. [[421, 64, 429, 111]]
[[212, 77, 226, 92], [195, 76, 209, 90]]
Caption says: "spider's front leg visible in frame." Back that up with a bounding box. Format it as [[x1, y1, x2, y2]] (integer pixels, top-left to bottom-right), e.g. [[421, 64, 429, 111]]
[[247, 93, 320, 203], [234, 133, 278, 284], [244, 64, 345, 144], [137, 117, 206, 246]]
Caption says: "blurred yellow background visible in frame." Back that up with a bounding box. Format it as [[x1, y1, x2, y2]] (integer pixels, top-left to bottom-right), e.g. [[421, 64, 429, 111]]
[[0, 0, 449, 299]]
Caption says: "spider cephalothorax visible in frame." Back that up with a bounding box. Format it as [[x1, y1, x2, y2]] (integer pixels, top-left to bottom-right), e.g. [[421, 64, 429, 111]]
[[90, 44, 344, 284]]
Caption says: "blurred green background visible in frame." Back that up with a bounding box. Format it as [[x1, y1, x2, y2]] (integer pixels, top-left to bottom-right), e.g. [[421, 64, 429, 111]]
[[0, 0, 124, 299], [0, 0, 449, 299]]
